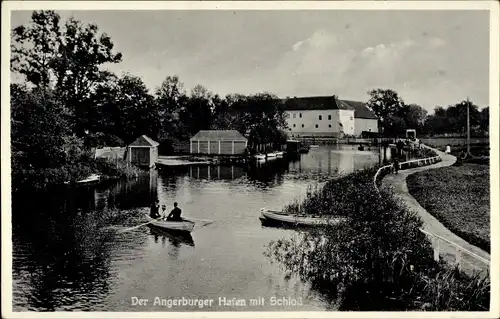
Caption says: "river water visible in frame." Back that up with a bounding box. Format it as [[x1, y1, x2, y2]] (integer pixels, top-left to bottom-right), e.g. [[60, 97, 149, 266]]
[[12, 145, 382, 312]]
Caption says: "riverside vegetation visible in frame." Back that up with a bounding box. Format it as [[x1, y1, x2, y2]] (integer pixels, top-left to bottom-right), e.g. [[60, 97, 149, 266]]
[[11, 11, 489, 190], [10, 11, 289, 190], [265, 168, 490, 311]]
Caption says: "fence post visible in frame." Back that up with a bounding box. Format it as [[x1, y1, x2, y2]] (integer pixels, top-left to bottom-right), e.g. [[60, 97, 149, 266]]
[[434, 238, 440, 262], [456, 247, 462, 271]]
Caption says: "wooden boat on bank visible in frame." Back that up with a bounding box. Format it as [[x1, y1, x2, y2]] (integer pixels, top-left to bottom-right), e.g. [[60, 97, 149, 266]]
[[144, 214, 196, 233], [259, 208, 347, 227], [309, 145, 319, 149], [254, 154, 266, 160]]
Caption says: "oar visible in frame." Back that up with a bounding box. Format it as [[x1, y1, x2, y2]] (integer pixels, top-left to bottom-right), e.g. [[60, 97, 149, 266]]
[[118, 217, 162, 233], [184, 217, 215, 227]]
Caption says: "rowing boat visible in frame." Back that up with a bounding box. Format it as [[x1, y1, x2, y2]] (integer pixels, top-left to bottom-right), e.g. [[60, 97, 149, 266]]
[[259, 208, 347, 227], [144, 214, 196, 233]]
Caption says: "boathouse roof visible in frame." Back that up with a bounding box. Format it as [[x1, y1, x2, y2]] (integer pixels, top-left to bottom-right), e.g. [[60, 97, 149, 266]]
[[129, 135, 160, 147], [191, 130, 247, 142], [281, 96, 378, 120]]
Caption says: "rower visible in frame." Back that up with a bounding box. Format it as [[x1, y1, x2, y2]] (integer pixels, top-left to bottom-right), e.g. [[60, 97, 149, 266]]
[[150, 199, 161, 219], [166, 202, 183, 221]]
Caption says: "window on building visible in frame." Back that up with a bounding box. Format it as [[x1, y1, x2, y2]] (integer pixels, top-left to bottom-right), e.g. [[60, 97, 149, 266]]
[[301, 124, 304, 128], [293, 124, 296, 128], [329, 124, 332, 128], [315, 124, 319, 128], [350, 116, 353, 120], [328, 115, 332, 120], [351, 127, 353, 131], [319, 115, 322, 120], [293, 113, 296, 118], [299, 113, 302, 118]]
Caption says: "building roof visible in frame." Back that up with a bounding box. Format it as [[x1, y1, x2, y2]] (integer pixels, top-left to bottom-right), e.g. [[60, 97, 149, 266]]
[[282, 96, 351, 111], [129, 135, 160, 147], [341, 100, 379, 119], [190, 130, 247, 141], [281, 96, 378, 119]]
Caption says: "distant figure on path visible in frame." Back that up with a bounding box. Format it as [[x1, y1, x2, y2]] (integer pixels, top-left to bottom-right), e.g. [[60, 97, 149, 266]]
[[166, 202, 183, 221], [150, 199, 161, 219], [393, 157, 400, 174]]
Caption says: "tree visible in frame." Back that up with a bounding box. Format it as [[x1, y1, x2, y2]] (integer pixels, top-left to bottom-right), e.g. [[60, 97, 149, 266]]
[[11, 10, 123, 135], [113, 74, 160, 144], [423, 114, 448, 136], [10, 11, 62, 88], [445, 100, 481, 135], [366, 89, 405, 135], [384, 115, 407, 138], [155, 75, 188, 141], [180, 84, 213, 136], [11, 85, 74, 170], [399, 104, 428, 134], [210, 94, 232, 130], [479, 107, 489, 135], [238, 93, 288, 149]]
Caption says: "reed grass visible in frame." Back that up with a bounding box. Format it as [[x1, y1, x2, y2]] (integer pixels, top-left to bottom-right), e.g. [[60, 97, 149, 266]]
[[266, 167, 490, 311]]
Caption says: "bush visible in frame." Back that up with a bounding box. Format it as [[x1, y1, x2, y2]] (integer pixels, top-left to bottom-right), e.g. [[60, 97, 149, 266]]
[[93, 157, 145, 180], [266, 168, 490, 310]]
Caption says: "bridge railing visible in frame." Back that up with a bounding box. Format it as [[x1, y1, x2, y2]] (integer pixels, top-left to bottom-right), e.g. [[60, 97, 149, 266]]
[[373, 148, 490, 275]]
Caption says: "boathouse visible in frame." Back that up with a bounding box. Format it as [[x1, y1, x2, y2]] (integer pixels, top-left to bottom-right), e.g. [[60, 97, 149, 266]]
[[190, 130, 248, 155], [127, 135, 159, 167]]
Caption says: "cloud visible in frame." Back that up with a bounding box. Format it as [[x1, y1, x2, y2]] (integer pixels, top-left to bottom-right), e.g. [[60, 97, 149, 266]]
[[263, 30, 460, 109], [292, 41, 304, 51], [428, 37, 446, 48]]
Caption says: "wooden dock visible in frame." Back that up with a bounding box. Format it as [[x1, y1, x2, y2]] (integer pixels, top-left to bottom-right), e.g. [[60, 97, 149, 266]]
[[156, 157, 211, 167]]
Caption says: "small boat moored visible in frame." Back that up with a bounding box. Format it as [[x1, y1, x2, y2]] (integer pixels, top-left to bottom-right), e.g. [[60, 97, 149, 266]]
[[254, 154, 266, 160], [275, 151, 284, 157], [309, 145, 319, 149], [144, 214, 196, 233], [75, 173, 101, 184], [259, 208, 347, 227]]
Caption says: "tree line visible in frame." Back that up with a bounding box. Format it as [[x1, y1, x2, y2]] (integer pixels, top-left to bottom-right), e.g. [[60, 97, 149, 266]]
[[366, 89, 489, 138], [10, 11, 489, 188], [10, 11, 288, 187]]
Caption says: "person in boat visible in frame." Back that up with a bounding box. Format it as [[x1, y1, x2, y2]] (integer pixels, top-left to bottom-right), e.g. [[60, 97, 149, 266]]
[[166, 202, 183, 221], [150, 199, 161, 219]]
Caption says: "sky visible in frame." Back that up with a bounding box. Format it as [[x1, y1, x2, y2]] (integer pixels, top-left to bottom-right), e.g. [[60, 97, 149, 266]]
[[10, 9, 490, 111]]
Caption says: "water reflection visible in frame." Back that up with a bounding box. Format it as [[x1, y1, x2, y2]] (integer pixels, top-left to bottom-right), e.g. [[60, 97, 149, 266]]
[[149, 226, 195, 248], [12, 145, 381, 311], [12, 199, 147, 311]]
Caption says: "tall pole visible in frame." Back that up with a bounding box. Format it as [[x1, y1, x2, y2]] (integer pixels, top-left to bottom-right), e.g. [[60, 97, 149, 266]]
[[467, 97, 470, 156]]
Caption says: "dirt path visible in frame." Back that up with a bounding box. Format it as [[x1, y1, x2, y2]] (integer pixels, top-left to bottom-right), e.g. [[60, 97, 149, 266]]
[[381, 147, 490, 274]]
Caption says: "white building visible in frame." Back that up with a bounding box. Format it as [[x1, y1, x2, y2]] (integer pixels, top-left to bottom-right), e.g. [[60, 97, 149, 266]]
[[282, 95, 378, 138]]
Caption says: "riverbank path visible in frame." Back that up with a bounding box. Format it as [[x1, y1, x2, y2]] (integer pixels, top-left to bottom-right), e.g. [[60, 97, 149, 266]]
[[381, 148, 490, 274]]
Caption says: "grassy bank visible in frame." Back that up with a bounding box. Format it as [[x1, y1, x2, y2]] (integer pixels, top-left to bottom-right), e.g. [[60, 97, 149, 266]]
[[266, 168, 490, 311], [12, 157, 147, 190], [407, 163, 490, 253]]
